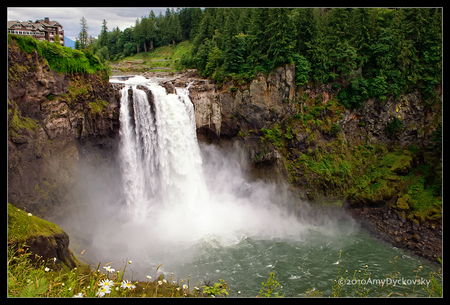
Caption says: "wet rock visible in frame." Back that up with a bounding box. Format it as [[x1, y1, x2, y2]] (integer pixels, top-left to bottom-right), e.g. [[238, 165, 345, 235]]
[[348, 206, 442, 263], [8, 42, 120, 217]]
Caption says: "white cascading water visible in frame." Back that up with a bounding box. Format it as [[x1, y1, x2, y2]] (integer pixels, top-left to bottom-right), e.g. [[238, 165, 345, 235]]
[[117, 76, 310, 246], [119, 77, 207, 222]]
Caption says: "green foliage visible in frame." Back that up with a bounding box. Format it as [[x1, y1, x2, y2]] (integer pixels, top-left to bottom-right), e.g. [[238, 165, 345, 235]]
[[369, 74, 388, 102], [8, 103, 40, 138], [384, 116, 404, 137], [87, 7, 441, 101], [9, 34, 105, 74], [202, 279, 231, 297], [19, 278, 49, 297], [292, 54, 311, 85], [88, 99, 109, 115], [261, 125, 284, 148], [8, 203, 64, 244], [338, 71, 369, 109], [330, 123, 342, 136], [259, 272, 284, 297]]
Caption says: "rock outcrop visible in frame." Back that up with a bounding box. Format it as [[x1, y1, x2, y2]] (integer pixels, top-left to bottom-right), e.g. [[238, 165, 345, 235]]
[[8, 40, 120, 219], [348, 206, 442, 263], [8, 203, 88, 271]]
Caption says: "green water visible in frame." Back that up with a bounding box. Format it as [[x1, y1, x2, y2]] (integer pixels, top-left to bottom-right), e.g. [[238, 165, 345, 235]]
[[143, 219, 440, 297]]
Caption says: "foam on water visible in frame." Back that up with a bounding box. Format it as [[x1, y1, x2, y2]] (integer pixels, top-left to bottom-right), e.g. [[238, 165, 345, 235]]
[[118, 76, 310, 246]]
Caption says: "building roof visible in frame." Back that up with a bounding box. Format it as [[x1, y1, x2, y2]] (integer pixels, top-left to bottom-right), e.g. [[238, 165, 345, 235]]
[[7, 19, 63, 30], [35, 19, 61, 27]]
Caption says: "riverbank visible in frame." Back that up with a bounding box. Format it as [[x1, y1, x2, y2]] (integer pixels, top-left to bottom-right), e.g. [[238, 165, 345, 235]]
[[347, 205, 442, 264]]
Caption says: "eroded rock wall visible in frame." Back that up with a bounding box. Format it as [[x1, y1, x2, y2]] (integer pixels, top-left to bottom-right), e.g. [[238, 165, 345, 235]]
[[8, 41, 120, 218]]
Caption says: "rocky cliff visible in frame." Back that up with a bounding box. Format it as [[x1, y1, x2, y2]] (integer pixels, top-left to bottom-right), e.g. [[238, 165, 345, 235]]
[[8, 40, 121, 220], [170, 66, 441, 262]]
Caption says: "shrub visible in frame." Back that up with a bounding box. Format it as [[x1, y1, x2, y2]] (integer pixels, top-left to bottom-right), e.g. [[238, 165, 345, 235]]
[[384, 116, 404, 137], [9, 34, 105, 75]]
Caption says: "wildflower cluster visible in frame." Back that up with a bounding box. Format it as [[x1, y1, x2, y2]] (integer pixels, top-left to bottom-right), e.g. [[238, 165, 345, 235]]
[[7, 246, 141, 298]]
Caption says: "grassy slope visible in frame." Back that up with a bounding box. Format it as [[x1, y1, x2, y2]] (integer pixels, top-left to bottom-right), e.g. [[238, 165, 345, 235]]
[[111, 40, 191, 74], [8, 203, 64, 244]]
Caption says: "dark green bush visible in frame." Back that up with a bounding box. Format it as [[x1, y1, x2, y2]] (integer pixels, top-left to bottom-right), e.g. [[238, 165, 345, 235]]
[[384, 117, 404, 137]]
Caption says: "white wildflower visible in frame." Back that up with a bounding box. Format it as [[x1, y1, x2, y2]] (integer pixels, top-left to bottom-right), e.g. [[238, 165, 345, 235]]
[[158, 280, 163, 286], [183, 284, 188, 290], [162, 279, 167, 284], [98, 279, 114, 288], [27, 213, 32, 217], [44, 267, 50, 272], [103, 266, 115, 273], [147, 275, 152, 280], [121, 280, 136, 290], [73, 292, 83, 298], [96, 286, 111, 297]]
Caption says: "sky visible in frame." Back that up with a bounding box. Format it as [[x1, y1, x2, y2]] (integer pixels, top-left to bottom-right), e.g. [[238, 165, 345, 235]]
[[7, 7, 170, 41]]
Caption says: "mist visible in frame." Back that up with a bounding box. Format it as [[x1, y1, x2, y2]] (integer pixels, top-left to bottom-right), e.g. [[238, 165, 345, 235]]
[[57, 79, 357, 282]]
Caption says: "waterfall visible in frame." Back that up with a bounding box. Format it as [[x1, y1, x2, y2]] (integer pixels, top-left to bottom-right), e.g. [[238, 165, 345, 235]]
[[116, 76, 310, 246], [119, 77, 208, 223]]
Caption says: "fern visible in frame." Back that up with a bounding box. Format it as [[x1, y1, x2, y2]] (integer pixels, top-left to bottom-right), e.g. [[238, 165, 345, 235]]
[[20, 277, 49, 297]]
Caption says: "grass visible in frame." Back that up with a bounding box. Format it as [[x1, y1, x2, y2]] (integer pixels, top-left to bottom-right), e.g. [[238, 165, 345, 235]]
[[113, 41, 192, 74], [8, 203, 64, 245], [7, 203, 441, 297], [7, 243, 442, 297], [8, 34, 105, 75], [7, 243, 232, 298]]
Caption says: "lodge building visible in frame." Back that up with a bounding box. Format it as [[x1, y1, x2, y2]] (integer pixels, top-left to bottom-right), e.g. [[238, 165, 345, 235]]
[[7, 17, 65, 46]]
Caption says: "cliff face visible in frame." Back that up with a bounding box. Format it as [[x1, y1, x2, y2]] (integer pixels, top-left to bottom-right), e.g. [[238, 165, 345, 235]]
[[183, 65, 440, 194], [175, 66, 441, 262], [8, 41, 120, 219]]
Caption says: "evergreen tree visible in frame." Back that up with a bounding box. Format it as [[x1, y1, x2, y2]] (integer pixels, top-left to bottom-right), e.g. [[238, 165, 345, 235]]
[[306, 9, 332, 84], [224, 33, 247, 75], [192, 10, 215, 55], [168, 8, 182, 45], [247, 8, 270, 70], [77, 16, 89, 49], [145, 11, 158, 52], [98, 19, 108, 48]]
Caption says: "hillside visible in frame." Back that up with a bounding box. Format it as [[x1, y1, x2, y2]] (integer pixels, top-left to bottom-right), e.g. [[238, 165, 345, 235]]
[[110, 41, 191, 75]]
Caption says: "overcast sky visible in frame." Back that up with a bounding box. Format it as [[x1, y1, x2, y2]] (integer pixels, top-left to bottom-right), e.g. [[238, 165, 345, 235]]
[[7, 7, 170, 40]]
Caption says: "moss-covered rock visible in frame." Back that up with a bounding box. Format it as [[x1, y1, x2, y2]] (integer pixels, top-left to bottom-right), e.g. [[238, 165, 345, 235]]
[[395, 194, 411, 210], [8, 203, 89, 273]]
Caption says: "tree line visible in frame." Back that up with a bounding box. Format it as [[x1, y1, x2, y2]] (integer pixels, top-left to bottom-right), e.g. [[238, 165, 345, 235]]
[[79, 8, 442, 108], [76, 8, 200, 61]]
